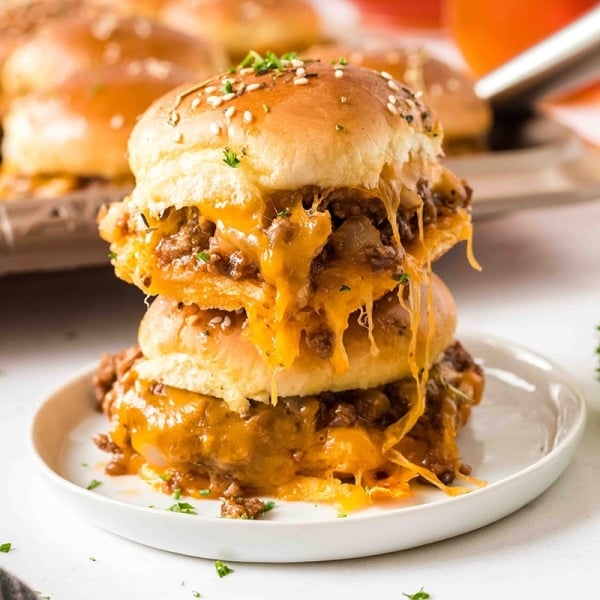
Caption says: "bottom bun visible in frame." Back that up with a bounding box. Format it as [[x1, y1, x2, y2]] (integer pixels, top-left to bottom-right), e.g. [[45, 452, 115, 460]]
[[93, 340, 484, 512], [137, 274, 457, 412]]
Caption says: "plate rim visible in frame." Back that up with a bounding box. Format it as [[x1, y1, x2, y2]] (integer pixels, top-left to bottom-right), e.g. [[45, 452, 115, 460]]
[[28, 332, 588, 559]]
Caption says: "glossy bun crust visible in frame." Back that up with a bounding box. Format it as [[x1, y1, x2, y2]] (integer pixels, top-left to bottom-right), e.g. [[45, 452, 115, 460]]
[[306, 44, 492, 153], [137, 274, 457, 411], [159, 0, 321, 61], [125, 60, 444, 215], [2, 67, 193, 179], [2, 14, 224, 98]]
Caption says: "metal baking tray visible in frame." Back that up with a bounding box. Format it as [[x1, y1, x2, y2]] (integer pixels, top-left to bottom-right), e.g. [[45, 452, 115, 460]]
[[1, 116, 599, 275]]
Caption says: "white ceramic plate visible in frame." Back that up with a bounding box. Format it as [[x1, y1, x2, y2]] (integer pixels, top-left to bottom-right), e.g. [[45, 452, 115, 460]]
[[30, 334, 586, 563]]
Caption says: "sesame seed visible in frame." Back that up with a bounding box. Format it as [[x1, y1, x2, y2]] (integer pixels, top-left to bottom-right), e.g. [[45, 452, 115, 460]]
[[224, 106, 235, 119], [221, 316, 232, 329], [191, 97, 201, 109], [240, 67, 254, 75], [209, 122, 221, 135], [222, 92, 236, 101], [204, 85, 217, 94], [446, 77, 461, 92], [168, 110, 180, 126], [143, 58, 172, 80], [243, 110, 253, 123], [380, 70, 393, 80], [209, 316, 223, 326], [102, 42, 121, 64], [296, 67, 306, 77], [386, 102, 398, 115], [340, 96, 348, 104], [294, 77, 309, 86], [291, 58, 305, 68], [207, 95, 223, 107], [246, 82, 262, 92], [109, 114, 125, 129], [334, 69, 344, 78], [133, 19, 153, 39], [428, 82, 443, 97], [388, 94, 397, 104], [173, 131, 183, 143], [387, 80, 400, 92], [414, 90, 424, 99]]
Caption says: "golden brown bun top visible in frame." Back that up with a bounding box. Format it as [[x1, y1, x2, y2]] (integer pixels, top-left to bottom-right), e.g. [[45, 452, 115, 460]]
[[159, 0, 322, 61], [306, 44, 492, 146], [2, 13, 225, 98], [127, 58, 444, 217], [86, 0, 166, 19], [2, 65, 194, 179], [0, 0, 81, 99], [136, 273, 457, 412]]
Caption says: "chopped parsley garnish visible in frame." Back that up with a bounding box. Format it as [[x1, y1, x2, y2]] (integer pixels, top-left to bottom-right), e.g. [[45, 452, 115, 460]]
[[107, 251, 117, 260], [89, 557, 96, 562], [338, 56, 348, 65], [403, 587, 430, 600], [86, 479, 102, 490], [339, 284, 351, 292], [167, 502, 197, 515], [0, 543, 12, 553], [262, 103, 270, 113], [199, 488, 211, 496], [196, 251, 210, 263], [276, 208, 290, 218], [239, 50, 293, 75], [192, 592, 202, 598], [261, 500, 276, 514], [172, 487, 182, 500], [222, 147, 241, 168], [336, 512, 347, 518], [221, 79, 234, 94], [214, 560, 234, 578], [393, 272, 411, 284], [160, 472, 172, 481]]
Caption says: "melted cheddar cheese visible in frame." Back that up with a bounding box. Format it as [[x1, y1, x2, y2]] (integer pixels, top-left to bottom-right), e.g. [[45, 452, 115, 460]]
[[104, 344, 484, 513]]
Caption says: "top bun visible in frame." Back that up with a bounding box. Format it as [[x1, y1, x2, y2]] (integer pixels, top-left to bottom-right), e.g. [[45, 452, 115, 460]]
[[159, 0, 322, 61], [127, 58, 444, 217]]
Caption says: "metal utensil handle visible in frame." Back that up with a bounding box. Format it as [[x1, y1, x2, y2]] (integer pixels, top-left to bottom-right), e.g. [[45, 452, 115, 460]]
[[475, 5, 600, 112]]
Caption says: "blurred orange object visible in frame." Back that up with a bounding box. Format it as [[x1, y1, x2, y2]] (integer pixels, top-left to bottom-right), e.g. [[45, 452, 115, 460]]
[[445, 0, 599, 75], [352, 0, 444, 31]]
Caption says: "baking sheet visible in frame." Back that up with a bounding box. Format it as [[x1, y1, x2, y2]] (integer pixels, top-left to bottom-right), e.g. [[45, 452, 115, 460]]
[[1, 116, 599, 276]]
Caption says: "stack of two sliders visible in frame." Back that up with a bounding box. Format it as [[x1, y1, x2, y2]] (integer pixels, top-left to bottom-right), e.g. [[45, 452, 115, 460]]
[[95, 55, 484, 515]]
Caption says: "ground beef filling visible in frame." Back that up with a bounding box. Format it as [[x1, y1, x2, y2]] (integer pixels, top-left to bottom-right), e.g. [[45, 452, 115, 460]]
[[94, 340, 483, 496], [151, 180, 471, 281]]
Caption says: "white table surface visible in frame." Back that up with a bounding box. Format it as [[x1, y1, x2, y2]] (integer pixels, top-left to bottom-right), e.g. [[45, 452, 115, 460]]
[[1, 195, 599, 599]]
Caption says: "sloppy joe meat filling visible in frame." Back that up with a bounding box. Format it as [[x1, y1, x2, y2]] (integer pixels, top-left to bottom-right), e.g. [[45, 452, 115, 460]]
[[141, 177, 471, 283], [93, 341, 483, 502]]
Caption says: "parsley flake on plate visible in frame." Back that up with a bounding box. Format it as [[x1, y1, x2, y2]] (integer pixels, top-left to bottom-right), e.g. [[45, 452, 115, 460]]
[[214, 560, 234, 578]]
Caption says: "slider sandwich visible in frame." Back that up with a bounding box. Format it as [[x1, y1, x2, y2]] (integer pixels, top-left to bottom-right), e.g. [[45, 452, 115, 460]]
[[0, 13, 225, 199], [95, 55, 484, 512]]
